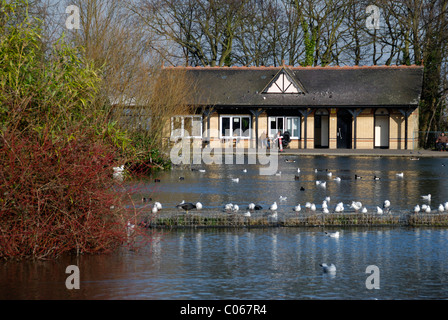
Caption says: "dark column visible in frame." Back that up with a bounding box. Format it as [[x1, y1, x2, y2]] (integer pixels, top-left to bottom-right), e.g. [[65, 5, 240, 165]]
[[399, 108, 414, 150], [348, 108, 363, 149], [299, 108, 313, 149], [250, 109, 264, 149], [203, 107, 216, 147]]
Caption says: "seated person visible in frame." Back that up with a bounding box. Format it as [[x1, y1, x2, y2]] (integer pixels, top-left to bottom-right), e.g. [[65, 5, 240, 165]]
[[436, 132, 448, 151]]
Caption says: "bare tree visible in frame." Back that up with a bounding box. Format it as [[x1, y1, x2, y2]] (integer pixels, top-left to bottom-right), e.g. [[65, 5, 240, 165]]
[[135, 0, 249, 67]]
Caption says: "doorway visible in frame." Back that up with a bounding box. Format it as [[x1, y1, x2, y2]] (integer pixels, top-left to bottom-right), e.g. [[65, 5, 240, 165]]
[[314, 109, 329, 148], [374, 108, 390, 148], [337, 109, 352, 149]]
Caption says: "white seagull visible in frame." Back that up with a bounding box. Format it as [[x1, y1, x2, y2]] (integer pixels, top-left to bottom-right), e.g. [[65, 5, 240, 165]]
[[425, 205, 431, 213], [376, 206, 383, 214], [334, 177, 341, 182], [351, 201, 362, 211], [270, 202, 278, 211], [232, 178, 239, 183], [320, 263, 337, 273], [310, 203, 316, 212], [421, 194, 431, 201], [335, 203, 344, 213], [294, 204, 302, 212], [396, 172, 404, 177], [438, 204, 444, 212], [113, 165, 125, 181], [279, 196, 287, 201], [383, 200, 391, 213], [196, 202, 203, 210], [414, 204, 421, 213], [325, 231, 340, 238]]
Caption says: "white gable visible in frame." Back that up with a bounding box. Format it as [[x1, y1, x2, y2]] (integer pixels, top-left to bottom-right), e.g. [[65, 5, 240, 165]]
[[264, 70, 304, 94]]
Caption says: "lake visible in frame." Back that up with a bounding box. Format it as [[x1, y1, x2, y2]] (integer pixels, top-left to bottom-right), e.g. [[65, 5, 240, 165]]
[[1, 227, 448, 300], [1, 155, 448, 301], [130, 155, 448, 214]]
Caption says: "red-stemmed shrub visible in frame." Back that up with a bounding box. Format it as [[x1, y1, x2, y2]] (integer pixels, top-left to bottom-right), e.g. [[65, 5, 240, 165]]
[[0, 127, 134, 260]]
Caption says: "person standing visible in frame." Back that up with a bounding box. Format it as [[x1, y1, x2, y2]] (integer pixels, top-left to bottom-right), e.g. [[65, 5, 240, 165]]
[[276, 130, 283, 152]]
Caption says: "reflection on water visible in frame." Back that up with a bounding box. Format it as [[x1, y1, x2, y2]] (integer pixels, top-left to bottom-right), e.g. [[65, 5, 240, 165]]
[[129, 155, 448, 214], [1, 227, 448, 300]]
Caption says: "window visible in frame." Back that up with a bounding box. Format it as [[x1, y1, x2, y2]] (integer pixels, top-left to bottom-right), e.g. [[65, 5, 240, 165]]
[[269, 116, 301, 139], [171, 115, 202, 138], [220, 116, 251, 138], [286, 117, 299, 138]]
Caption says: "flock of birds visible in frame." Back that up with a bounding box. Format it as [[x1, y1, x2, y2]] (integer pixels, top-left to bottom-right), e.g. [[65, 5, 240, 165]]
[[119, 160, 448, 219], [121, 159, 448, 276], [137, 190, 446, 226]]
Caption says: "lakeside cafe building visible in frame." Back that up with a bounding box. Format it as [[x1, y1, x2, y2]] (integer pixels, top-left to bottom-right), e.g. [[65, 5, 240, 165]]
[[168, 65, 424, 150]]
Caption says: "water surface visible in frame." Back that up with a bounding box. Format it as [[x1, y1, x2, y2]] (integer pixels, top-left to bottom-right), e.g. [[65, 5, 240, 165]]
[[1, 227, 448, 300], [131, 155, 448, 213], [2, 155, 448, 300]]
